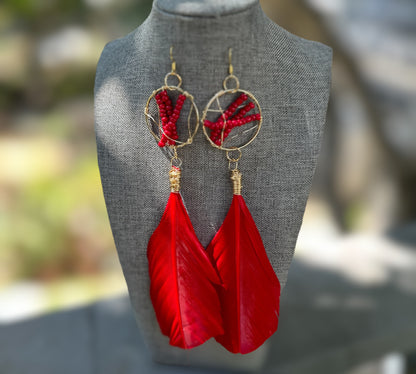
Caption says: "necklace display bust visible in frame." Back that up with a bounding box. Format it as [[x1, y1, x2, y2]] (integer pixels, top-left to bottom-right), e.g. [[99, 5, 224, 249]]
[[94, 0, 332, 370]]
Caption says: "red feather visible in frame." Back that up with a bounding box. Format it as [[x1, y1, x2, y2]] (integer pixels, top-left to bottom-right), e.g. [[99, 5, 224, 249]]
[[207, 194, 281, 354], [147, 192, 224, 349]]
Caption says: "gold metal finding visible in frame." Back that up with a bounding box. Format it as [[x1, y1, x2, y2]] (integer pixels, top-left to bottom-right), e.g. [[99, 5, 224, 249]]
[[222, 48, 239, 90], [226, 148, 242, 162], [144, 47, 199, 149], [170, 46, 176, 73], [231, 169, 242, 195], [169, 166, 181, 192], [228, 48, 234, 75], [201, 48, 262, 151], [226, 148, 242, 170], [223, 74, 240, 91], [164, 46, 181, 87], [164, 72, 182, 87]]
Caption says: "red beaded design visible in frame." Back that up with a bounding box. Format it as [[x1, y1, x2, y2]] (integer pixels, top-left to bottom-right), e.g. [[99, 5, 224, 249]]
[[155, 90, 187, 147], [203, 93, 261, 146]]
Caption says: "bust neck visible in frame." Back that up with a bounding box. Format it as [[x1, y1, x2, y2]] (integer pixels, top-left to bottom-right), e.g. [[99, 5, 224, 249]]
[[153, 0, 259, 17]]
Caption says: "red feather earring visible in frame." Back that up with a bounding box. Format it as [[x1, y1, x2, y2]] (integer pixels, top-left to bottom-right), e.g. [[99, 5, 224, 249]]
[[202, 48, 281, 354], [144, 47, 223, 349]]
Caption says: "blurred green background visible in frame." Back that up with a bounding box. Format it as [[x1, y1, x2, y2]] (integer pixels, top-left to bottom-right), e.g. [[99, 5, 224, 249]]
[[1, 0, 415, 357], [0, 0, 153, 315]]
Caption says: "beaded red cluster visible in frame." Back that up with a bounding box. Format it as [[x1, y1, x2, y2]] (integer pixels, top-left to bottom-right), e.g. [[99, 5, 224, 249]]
[[204, 93, 261, 146], [156, 90, 187, 147]]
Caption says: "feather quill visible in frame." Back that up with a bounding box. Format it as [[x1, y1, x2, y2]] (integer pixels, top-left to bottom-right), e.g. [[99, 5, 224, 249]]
[[147, 191, 224, 349], [207, 193, 281, 354]]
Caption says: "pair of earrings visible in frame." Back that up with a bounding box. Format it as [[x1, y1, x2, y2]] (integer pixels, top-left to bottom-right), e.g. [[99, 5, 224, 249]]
[[144, 48, 281, 355]]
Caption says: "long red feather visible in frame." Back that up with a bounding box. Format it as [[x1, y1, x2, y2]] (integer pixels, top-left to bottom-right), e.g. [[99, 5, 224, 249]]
[[207, 194, 281, 354], [147, 192, 224, 349]]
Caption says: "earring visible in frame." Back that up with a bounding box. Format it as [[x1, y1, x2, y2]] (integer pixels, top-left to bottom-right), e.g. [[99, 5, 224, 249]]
[[202, 49, 281, 354], [144, 47, 223, 349]]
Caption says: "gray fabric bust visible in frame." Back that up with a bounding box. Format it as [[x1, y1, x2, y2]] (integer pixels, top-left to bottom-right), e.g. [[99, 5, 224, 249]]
[[94, 0, 332, 370]]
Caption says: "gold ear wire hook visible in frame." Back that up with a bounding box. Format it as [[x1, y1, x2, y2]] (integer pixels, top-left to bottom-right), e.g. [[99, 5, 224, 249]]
[[228, 48, 233, 75], [170, 46, 176, 73]]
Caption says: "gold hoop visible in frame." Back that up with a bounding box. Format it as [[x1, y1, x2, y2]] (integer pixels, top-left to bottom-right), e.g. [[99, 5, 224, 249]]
[[226, 148, 242, 162], [144, 85, 199, 149], [223, 75, 240, 91], [170, 154, 183, 168], [164, 72, 182, 88], [201, 88, 262, 152]]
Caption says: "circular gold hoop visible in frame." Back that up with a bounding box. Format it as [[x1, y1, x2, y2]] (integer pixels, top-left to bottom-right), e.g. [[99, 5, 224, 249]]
[[170, 155, 183, 168], [223, 74, 240, 91], [201, 88, 262, 152], [144, 85, 199, 149], [164, 72, 182, 88], [226, 148, 242, 162]]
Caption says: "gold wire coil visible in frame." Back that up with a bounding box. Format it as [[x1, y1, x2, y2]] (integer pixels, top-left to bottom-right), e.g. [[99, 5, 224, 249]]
[[226, 148, 242, 162], [169, 166, 181, 192], [231, 169, 242, 195]]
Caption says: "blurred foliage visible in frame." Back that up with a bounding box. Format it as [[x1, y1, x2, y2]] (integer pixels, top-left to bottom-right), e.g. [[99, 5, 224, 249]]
[[1, 154, 109, 280], [0, 0, 152, 286]]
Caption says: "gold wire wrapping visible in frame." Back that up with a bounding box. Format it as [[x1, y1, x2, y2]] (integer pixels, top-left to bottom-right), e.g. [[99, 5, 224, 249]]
[[231, 169, 242, 195], [201, 48, 262, 152], [169, 166, 181, 192], [143, 47, 199, 149], [144, 86, 199, 148], [201, 88, 262, 152]]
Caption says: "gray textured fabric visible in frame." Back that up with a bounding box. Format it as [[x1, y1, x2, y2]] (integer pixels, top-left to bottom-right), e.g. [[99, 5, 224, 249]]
[[94, 0, 332, 369]]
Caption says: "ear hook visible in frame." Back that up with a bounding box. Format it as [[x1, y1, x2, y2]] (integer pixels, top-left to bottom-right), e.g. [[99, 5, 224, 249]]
[[170, 46, 176, 73], [228, 48, 233, 75]]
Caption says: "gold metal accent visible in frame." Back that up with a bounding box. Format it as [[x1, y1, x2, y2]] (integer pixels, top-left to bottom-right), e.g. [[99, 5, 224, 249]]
[[226, 148, 242, 170], [223, 74, 240, 91], [169, 166, 181, 192], [231, 169, 242, 195], [228, 48, 233, 75], [226, 148, 242, 162], [216, 49, 240, 90], [170, 46, 176, 73], [170, 147, 182, 168], [164, 72, 182, 87], [164, 47, 180, 86]]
